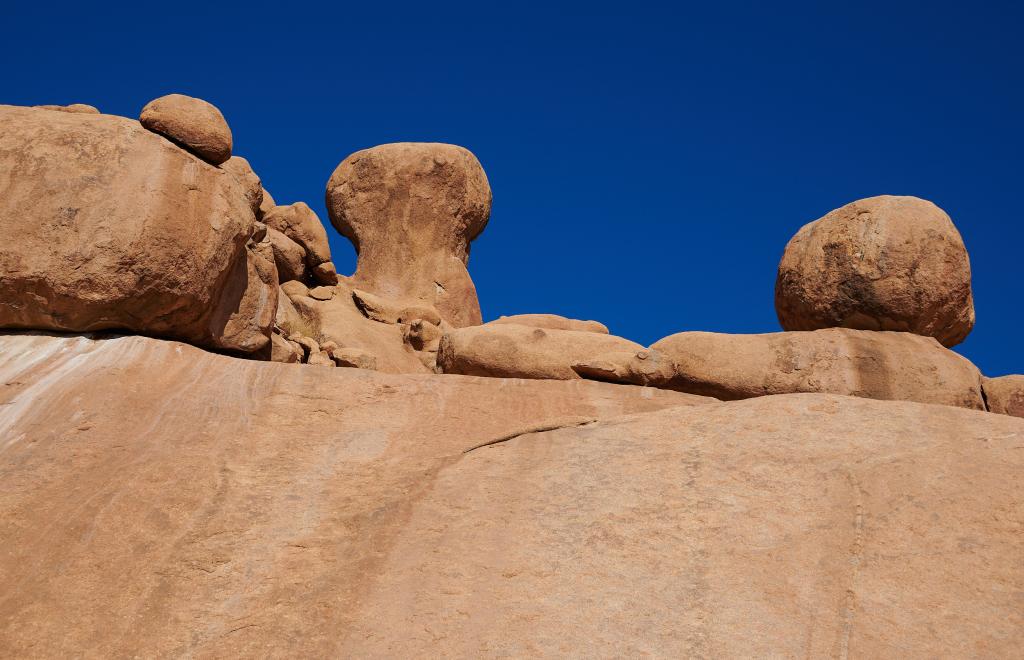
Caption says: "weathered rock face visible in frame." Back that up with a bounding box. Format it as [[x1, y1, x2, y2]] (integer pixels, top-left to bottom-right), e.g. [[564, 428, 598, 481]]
[[984, 375, 1024, 418], [438, 323, 646, 380], [650, 328, 985, 409], [220, 155, 264, 217], [775, 195, 975, 347], [326, 142, 492, 327], [0, 333, 1020, 657], [139, 93, 233, 165], [488, 313, 609, 334], [0, 105, 268, 353], [266, 227, 307, 282], [263, 202, 332, 270]]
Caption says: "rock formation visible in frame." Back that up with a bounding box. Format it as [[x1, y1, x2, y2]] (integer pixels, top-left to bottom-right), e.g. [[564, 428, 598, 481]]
[[0, 105, 270, 353], [488, 313, 609, 334], [326, 142, 491, 327], [139, 93, 233, 165], [649, 328, 986, 409], [0, 97, 1021, 656], [0, 333, 1020, 657], [775, 195, 974, 347], [984, 375, 1024, 418], [438, 323, 648, 380]]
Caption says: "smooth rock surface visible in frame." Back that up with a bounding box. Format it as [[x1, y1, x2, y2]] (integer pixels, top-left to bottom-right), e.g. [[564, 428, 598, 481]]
[[438, 323, 646, 380], [139, 94, 233, 165], [0, 105, 262, 353], [326, 142, 491, 327], [0, 333, 1019, 657], [34, 103, 99, 114], [221, 156, 264, 217], [489, 313, 609, 334], [984, 375, 1024, 418], [775, 195, 975, 347], [651, 328, 985, 409], [266, 227, 307, 282]]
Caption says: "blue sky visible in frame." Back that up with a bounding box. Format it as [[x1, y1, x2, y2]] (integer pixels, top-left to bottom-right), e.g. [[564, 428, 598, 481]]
[[5, 1, 1021, 375]]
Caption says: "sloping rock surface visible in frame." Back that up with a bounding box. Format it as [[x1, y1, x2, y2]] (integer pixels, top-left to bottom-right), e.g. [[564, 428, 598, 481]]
[[1, 333, 1021, 657]]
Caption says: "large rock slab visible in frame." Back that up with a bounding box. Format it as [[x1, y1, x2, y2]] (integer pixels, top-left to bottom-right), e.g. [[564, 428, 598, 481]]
[[0, 332, 705, 657], [775, 195, 975, 347], [650, 327, 985, 409], [0, 105, 268, 353], [984, 375, 1024, 418], [0, 333, 1020, 657], [326, 143, 491, 327], [438, 322, 646, 380]]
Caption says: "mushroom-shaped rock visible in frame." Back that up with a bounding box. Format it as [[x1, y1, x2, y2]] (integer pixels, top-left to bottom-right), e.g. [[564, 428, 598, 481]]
[[650, 328, 985, 410], [221, 156, 264, 218], [263, 202, 332, 270], [983, 375, 1024, 418], [139, 94, 233, 165], [775, 195, 974, 347], [326, 142, 492, 328]]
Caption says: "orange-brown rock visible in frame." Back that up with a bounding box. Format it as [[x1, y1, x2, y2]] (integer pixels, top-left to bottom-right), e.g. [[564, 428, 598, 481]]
[[984, 375, 1024, 418], [312, 261, 339, 286], [266, 227, 307, 282], [259, 187, 277, 217], [0, 105, 265, 353], [34, 103, 99, 114], [326, 143, 491, 327], [489, 313, 609, 334], [139, 93, 233, 165], [775, 195, 974, 347], [288, 281, 433, 374], [572, 348, 676, 386], [650, 328, 985, 409], [438, 323, 646, 380], [263, 202, 332, 270], [0, 332, 1020, 657], [221, 155, 264, 217]]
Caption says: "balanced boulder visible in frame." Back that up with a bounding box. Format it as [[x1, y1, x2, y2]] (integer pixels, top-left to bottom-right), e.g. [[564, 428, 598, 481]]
[[775, 195, 974, 347], [326, 142, 492, 327], [437, 323, 646, 380], [650, 328, 985, 410], [489, 313, 609, 334], [983, 375, 1024, 418], [139, 94, 233, 165], [0, 105, 268, 353]]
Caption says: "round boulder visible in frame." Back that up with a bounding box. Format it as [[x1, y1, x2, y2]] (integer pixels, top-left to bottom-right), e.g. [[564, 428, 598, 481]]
[[139, 94, 232, 165], [775, 195, 974, 347]]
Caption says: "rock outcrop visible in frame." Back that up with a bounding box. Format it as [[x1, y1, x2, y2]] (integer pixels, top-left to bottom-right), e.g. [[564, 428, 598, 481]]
[[326, 142, 491, 327], [0, 105, 270, 353], [34, 103, 99, 114], [220, 155, 265, 217], [139, 93, 233, 165], [984, 375, 1024, 418], [775, 195, 974, 347], [0, 333, 1020, 657], [650, 328, 985, 409], [438, 323, 647, 380], [488, 313, 609, 334]]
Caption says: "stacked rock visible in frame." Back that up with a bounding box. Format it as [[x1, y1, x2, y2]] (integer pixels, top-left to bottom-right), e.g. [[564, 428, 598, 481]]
[[775, 195, 974, 347]]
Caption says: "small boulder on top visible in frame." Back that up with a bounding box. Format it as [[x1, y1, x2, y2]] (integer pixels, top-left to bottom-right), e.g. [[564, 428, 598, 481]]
[[775, 195, 974, 347], [139, 93, 233, 165]]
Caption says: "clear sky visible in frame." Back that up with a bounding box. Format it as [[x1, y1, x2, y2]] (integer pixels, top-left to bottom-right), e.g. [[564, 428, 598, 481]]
[[5, 1, 1021, 375]]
